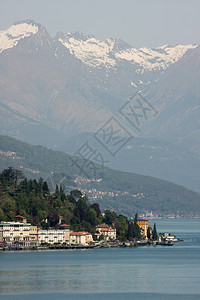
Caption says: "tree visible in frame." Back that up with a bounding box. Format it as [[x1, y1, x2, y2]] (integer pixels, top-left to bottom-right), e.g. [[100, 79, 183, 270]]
[[43, 181, 49, 194], [59, 184, 66, 202], [74, 196, 90, 222], [1, 167, 15, 185], [88, 208, 97, 226], [147, 227, 151, 240], [1, 168, 24, 187], [33, 179, 38, 195], [91, 203, 101, 217], [28, 179, 35, 193], [0, 172, 5, 188], [0, 208, 5, 221], [19, 178, 28, 194], [70, 190, 82, 201], [127, 219, 141, 241], [38, 177, 44, 193], [127, 223, 134, 240], [115, 215, 128, 239], [13, 169, 25, 186], [103, 210, 116, 225], [152, 223, 158, 240], [47, 210, 59, 227], [55, 184, 59, 195], [134, 213, 138, 224], [133, 223, 141, 240]]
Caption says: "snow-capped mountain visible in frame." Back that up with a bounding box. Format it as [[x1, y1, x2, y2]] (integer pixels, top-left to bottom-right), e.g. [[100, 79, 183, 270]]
[[0, 20, 53, 54], [0, 20, 200, 193], [58, 32, 197, 71], [0, 21, 38, 53], [0, 20, 196, 71], [0, 20, 199, 141]]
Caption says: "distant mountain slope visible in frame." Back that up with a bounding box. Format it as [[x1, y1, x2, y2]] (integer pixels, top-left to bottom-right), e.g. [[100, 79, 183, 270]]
[[142, 45, 200, 154], [0, 135, 200, 217], [0, 20, 199, 200], [0, 20, 198, 150], [60, 133, 200, 193], [0, 20, 112, 144]]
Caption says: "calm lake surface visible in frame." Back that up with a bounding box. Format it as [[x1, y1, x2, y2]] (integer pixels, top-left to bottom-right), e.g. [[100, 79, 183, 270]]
[[0, 219, 200, 300]]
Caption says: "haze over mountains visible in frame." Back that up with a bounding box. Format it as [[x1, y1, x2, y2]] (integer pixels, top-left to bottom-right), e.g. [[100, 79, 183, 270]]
[[0, 20, 199, 193], [1, 135, 200, 217]]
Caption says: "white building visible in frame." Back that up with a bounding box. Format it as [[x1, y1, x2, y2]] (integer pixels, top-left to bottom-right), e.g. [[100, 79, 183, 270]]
[[0, 221, 32, 247], [96, 224, 116, 241], [38, 229, 65, 245], [70, 231, 93, 245]]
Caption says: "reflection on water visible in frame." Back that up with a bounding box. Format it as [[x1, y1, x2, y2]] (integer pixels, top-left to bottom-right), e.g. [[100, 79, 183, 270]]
[[0, 219, 200, 299]]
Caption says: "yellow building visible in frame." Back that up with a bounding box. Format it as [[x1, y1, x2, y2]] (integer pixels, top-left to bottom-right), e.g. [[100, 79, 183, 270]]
[[137, 219, 149, 237], [29, 226, 38, 246], [59, 224, 71, 244]]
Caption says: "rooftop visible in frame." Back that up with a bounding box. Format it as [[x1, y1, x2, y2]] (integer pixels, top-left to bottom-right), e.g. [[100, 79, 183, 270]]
[[96, 223, 110, 228]]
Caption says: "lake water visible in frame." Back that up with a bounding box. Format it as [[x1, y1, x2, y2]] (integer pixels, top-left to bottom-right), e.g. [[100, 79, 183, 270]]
[[0, 219, 200, 300]]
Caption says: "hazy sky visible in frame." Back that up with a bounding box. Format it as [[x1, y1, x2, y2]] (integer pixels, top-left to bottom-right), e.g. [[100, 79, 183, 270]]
[[0, 0, 199, 48]]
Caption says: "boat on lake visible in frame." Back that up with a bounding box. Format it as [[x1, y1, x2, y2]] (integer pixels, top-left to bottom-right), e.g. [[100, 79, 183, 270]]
[[159, 239, 174, 246]]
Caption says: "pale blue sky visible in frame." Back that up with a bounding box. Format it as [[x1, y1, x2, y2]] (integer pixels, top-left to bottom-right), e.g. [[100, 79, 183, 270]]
[[0, 0, 199, 47]]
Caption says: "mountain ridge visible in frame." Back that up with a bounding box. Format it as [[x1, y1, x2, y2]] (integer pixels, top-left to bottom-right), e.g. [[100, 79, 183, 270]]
[[0, 20, 199, 195], [0, 20, 197, 70], [0, 134, 200, 217]]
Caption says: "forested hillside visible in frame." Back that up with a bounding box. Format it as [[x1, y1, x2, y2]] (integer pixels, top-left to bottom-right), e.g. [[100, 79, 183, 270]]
[[0, 135, 200, 217], [0, 167, 141, 241]]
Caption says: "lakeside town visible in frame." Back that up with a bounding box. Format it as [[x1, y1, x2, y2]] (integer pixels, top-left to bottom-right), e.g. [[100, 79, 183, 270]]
[[0, 167, 184, 251], [0, 214, 180, 251]]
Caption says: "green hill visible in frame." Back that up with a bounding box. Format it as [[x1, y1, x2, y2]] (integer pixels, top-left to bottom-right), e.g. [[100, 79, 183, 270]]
[[0, 135, 199, 217]]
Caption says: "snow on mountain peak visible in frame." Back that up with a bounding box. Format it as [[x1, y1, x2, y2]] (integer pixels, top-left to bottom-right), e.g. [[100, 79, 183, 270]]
[[58, 32, 197, 70], [59, 34, 116, 68], [0, 22, 38, 53], [0, 22, 198, 72], [115, 44, 198, 71]]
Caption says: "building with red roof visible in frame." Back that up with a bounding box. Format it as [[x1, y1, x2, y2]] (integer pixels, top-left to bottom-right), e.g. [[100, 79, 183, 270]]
[[70, 231, 93, 245], [95, 224, 116, 241]]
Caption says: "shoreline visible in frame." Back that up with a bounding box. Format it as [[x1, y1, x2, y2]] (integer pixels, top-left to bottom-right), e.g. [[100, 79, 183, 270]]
[[0, 239, 183, 252]]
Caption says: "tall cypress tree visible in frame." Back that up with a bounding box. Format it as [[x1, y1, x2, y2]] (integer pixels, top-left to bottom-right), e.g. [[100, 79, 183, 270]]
[[134, 213, 138, 224], [43, 181, 49, 194], [152, 223, 158, 240], [147, 227, 151, 240], [127, 223, 134, 240]]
